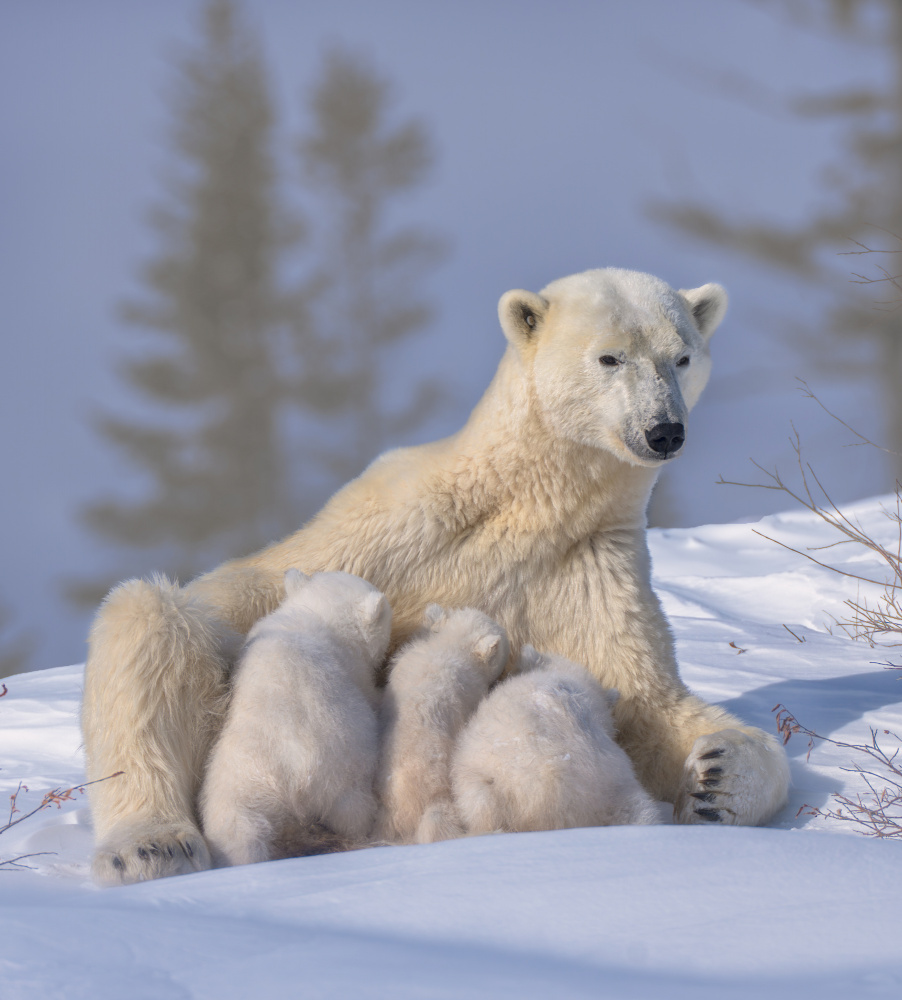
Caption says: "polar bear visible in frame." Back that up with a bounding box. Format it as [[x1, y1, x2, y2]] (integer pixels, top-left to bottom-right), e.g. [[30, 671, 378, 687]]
[[198, 570, 391, 868], [452, 645, 661, 833], [375, 604, 509, 844], [82, 267, 790, 885]]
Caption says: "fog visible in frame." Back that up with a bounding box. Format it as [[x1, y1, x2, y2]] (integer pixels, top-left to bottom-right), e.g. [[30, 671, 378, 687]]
[[1, 0, 892, 671]]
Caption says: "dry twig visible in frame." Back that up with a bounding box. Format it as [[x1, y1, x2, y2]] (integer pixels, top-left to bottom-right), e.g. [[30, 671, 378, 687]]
[[2, 773, 124, 840], [718, 384, 902, 649], [774, 704, 902, 838], [1, 681, 127, 869], [0, 774, 123, 871]]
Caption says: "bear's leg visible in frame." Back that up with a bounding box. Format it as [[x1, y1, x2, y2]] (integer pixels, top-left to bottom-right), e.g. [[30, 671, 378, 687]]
[[416, 799, 464, 844], [82, 575, 242, 885], [199, 738, 282, 868], [453, 771, 506, 835], [618, 692, 789, 827], [204, 790, 282, 868], [324, 786, 378, 844]]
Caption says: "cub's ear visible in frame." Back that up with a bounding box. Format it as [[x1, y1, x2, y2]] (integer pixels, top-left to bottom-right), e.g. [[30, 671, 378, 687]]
[[422, 603, 447, 631], [361, 591, 391, 629], [283, 569, 311, 594], [516, 643, 546, 674], [679, 283, 728, 341], [498, 289, 549, 347], [474, 631, 509, 666]]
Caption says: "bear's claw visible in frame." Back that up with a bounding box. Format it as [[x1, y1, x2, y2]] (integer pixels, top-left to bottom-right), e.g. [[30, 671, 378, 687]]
[[699, 766, 722, 789], [93, 822, 211, 886], [674, 727, 790, 827]]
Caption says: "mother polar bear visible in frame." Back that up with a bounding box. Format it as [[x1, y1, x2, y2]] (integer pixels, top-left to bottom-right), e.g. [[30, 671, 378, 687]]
[[82, 267, 790, 885]]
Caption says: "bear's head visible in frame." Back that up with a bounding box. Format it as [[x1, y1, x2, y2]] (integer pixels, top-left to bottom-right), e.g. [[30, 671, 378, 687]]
[[498, 268, 727, 467]]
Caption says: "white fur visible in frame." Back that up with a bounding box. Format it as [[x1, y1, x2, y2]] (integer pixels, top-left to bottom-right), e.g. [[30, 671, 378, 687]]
[[82, 267, 788, 885], [452, 647, 661, 833], [199, 570, 391, 867], [674, 727, 791, 827], [375, 605, 509, 843]]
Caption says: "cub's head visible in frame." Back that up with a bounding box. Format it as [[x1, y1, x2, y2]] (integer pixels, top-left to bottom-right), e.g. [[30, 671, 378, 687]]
[[498, 268, 727, 467], [282, 569, 393, 661], [421, 604, 510, 679]]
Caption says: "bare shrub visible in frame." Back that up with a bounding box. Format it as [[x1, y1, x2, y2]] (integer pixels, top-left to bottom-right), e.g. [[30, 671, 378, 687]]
[[1, 775, 125, 871], [718, 380, 902, 651], [774, 704, 902, 838], [723, 386, 902, 836], [1, 683, 124, 871]]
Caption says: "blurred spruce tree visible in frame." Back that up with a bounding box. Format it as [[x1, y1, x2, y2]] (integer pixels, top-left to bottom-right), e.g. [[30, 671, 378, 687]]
[[70, 0, 297, 606], [68, 2, 445, 607], [296, 49, 448, 482], [650, 0, 902, 463]]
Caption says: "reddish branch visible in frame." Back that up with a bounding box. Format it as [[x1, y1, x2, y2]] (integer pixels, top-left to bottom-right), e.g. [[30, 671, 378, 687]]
[[3, 773, 124, 837], [774, 704, 902, 838], [1, 772, 124, 871]]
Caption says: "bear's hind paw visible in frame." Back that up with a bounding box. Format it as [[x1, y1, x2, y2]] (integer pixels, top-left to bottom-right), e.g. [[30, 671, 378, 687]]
[[93, 822, 211, 886]]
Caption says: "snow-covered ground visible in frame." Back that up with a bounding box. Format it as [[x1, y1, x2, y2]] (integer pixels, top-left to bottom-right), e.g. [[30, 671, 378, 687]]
[[2, 498, 901, 998]]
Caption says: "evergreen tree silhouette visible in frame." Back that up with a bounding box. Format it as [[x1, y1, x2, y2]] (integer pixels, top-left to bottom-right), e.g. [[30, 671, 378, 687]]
[[69, 0, 302, 605], [68, 11, 447, 609], [297, 48, 448, 482]]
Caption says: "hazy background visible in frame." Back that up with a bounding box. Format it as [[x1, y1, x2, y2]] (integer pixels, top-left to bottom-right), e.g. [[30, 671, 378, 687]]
[[2, 0, 897, 673]]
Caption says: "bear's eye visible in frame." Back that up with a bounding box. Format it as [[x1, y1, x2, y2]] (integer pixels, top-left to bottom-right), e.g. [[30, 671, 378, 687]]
[[599, 355, 620, 367], [676, 356, 690, 368]]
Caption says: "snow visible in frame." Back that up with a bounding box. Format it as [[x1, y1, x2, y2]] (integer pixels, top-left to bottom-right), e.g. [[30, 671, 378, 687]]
[[2, 498, 902, 998]]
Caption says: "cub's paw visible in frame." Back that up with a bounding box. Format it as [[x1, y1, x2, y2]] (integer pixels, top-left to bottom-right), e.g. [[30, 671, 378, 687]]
[[93, 822, 211, 886], [674, 728, 790, 827]]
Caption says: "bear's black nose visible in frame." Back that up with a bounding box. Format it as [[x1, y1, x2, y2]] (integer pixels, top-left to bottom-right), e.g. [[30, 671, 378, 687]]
[[645, 422, 685, 457]]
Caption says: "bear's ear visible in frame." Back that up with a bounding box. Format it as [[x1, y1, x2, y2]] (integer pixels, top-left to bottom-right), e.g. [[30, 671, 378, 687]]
[[679, 283, 728, 342], [283, 569, 311, 595], [422, 603, 447, 631], [498, 290, 549, 347]]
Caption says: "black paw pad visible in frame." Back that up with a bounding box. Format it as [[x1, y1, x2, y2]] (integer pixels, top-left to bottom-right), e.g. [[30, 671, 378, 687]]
[[137, 847, 149, 861], [112, 855, 124, 871], [691, 791, 716, 803], [694, 808, 722, 822], [699, 748, 726, 760]]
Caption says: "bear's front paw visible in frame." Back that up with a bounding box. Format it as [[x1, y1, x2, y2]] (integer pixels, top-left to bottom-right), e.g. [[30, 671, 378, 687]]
[[674, 728, 790, 827], [93, 821, 211, 886]]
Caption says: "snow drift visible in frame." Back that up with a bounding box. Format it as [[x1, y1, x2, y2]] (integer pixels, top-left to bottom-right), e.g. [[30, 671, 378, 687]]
[[1, 498, 901, 998]]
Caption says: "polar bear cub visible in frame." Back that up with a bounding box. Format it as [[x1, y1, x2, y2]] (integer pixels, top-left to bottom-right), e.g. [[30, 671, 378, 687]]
[[452, 646, 660, 834], [200, 569, 392, 866], [376, 605, 510, 844]]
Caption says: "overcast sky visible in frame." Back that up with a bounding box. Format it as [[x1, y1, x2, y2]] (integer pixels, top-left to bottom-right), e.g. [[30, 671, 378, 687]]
[[1, 0, 891, 671]]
